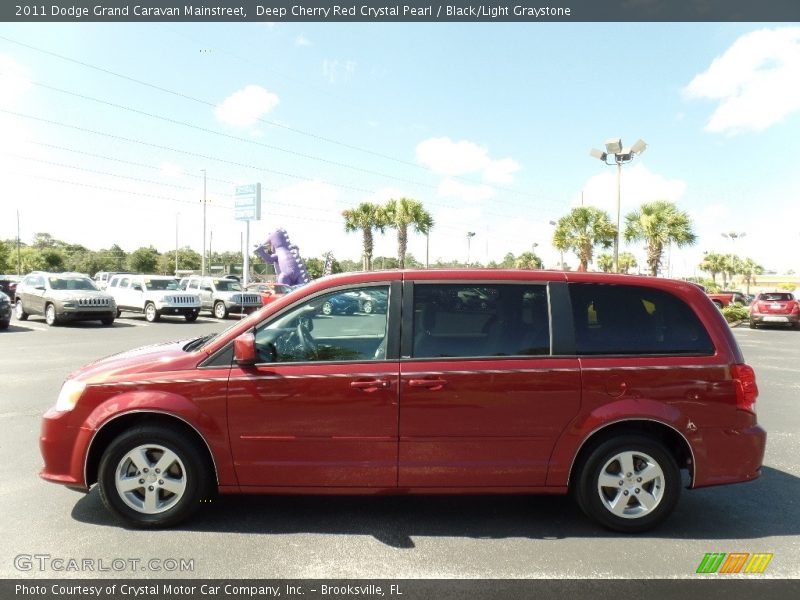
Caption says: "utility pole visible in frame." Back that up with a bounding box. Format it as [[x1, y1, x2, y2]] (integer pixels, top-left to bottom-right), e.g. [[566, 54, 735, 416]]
[[16, 210, 21, 275], [175, 213, 179, 275]]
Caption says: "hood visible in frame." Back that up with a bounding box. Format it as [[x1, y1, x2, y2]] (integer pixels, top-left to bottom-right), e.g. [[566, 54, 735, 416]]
[[67, 339, 207, 384], [50, 289, 113, 300]]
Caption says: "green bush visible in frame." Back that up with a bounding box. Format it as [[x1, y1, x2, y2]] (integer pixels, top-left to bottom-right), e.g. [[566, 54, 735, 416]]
[[721, 304, 749, 323]]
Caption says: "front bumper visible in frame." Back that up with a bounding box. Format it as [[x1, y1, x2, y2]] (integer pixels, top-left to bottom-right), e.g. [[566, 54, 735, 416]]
[[155, 303, 201, 316], [39, 407, 89, 490]]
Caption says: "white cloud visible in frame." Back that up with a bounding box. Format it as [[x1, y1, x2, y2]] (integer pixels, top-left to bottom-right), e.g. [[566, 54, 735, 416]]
[[437, 178, 495, 203], [0, 54, 31, 105], [214, 85, 280, 128], [581, 163, 687, 216], [322, 59, 356, 84], [295, 35, 312, 47], [684, 27, 800, 134], [415, 137, 521, 185]]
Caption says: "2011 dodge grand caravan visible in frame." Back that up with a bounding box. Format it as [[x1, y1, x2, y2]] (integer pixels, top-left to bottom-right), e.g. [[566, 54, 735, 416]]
[[40, 270, 765, 532]]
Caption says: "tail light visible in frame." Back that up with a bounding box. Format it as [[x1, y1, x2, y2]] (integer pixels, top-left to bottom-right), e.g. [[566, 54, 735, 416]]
[[791, 302, 799, 314], [731, 363, 758, 413]]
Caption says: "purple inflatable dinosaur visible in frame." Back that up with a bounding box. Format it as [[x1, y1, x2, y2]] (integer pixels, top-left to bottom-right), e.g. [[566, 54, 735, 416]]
[[254, 228, 311, 286]]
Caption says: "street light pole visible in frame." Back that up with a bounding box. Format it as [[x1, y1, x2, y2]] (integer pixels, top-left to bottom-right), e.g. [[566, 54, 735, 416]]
[[590, 138, 647, 274], [175, 213, 179, 275], [466, 232, 476, 266], [201, 169, 207, 277]]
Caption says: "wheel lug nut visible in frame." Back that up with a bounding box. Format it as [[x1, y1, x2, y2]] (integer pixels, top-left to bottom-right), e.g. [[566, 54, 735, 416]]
[[635, 488, 640, 493], [138, 479, 144, 484], [637, 477, 642, 482], [158, 480, 164, 485], [143, 468, 149, 473], [155, 469, 160, 474], [148, 486, 154, 491], [623, 490, 629, 496], [619, 481, 624, 486], [626, 472, 632, 478]]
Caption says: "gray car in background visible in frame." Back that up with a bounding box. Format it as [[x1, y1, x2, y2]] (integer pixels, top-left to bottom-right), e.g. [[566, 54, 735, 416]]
[[14, 272, 116, 326]]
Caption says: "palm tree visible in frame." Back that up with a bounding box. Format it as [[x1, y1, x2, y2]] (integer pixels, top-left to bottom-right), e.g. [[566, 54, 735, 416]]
[[739, 257, 763, 294], [597, 253, 613, 273], [514, 251, 543, 270], [384, 198, 434, 269], [699, 252, 726, 285], [722, 254, 742, 290], [552, 207, 616, 271], [624, 200, 696, 277], [342, 203, 388, 271], [618, 252, 638, 274]]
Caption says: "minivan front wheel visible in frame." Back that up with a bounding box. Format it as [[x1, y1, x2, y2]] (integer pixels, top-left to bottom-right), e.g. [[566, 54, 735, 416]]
[[98, 425, 211, 528], [574, 435, 680, 533]]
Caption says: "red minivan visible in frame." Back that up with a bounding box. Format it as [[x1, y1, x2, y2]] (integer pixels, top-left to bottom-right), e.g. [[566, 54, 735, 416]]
[[40, 270, 766, 532]]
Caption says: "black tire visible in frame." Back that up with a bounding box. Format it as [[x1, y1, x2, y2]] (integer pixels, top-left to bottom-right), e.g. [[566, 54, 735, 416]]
[[101, 316, 115, 326], [45, 303, 60, 326], [213, 301, 228, 319], [15, 300, 28, 321], [116, 309, 122, 318], [573, 434, 680, 533], [97, 425, 212, 528], [144, 302, 160, 323], [0, 320, 8, 330], [184, 312, 199, 323], [749, 320, 757, 329]]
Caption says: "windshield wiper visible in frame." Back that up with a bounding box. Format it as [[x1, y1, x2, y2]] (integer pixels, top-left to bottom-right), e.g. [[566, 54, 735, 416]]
[[183, 333, 217, 352]]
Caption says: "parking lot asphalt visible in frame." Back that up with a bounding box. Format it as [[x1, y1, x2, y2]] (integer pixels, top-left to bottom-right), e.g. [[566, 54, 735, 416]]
[[0, 318, 798, 579]]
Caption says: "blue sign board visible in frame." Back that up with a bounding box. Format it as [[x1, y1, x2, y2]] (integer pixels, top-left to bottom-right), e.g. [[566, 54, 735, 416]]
[[234, 183, 261, 221]]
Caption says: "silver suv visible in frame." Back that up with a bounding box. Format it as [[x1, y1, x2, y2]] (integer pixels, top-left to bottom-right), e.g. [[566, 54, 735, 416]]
[[15, 272, 116, 326], [184, 275, 261, 319], [107, 274, 201, 322]]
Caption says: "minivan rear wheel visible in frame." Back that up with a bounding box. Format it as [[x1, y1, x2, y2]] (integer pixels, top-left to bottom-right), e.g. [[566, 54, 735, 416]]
[[574, 434, 680, 533], [98, 425, 211, 528]]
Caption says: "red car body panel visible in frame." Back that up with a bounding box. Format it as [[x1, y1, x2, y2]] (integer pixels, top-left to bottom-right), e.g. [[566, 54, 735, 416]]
[[40, 270, 765, 498]]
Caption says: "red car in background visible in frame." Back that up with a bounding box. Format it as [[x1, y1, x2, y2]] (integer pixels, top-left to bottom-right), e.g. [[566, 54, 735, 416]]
[[749, 292, 800, 329], [246, 282, 292, 306]]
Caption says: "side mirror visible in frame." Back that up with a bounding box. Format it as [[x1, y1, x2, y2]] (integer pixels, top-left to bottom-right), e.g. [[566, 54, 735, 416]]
[[234, 332, 257, 366], [132, 284, 143, 291], [35, 285, 45, 291]]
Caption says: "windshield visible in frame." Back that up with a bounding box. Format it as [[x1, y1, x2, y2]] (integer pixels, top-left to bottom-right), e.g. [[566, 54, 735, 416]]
[[214, 279, 243, 292], [760, 293, 794, 302], [49, 277, 97, 291], [145, 278, 180, 291]]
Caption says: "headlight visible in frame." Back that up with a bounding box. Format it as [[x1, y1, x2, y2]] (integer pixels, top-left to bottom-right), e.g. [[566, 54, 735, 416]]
[[55, 380, 86, 412]]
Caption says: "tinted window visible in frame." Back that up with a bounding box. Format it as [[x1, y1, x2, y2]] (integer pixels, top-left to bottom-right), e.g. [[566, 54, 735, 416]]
[[213, 279, 242, 292], [49, 277, 97, 291], [569, 283, 714, 355], [758, 293, 794, 302], [145, 278, 180, 291], [108, 278, 119, 288], [412, 284, 550, 358], [254, 285, 390, 363]]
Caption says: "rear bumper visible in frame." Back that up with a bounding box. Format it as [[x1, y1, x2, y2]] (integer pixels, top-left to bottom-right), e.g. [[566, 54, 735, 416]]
[[750, 312, 799, 324], [692, 424, 766, 488]]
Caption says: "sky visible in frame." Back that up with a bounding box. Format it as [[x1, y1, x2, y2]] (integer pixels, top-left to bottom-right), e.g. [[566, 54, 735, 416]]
[[1, 22, 799, 276]]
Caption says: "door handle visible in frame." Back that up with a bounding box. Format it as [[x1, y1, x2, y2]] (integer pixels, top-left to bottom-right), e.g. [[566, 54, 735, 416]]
[[407, 378, 448, 390], [350, 379, 390, 392]]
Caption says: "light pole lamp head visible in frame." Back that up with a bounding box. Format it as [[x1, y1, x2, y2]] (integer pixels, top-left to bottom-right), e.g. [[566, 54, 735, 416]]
[[630, 139, 647, 155], [605, 138, 622, 154], [590, 148, 607, 161], [467, 231, 476, 239]]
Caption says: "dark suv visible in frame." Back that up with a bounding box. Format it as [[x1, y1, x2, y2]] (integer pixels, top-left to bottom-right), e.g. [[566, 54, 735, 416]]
[[40, 271, 764, 532], [15, 272, 116, 326]]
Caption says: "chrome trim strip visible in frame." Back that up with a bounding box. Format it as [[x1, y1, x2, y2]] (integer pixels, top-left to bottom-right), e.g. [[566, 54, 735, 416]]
[[579, 365, 721, 371], [84, 409, 220, 486]]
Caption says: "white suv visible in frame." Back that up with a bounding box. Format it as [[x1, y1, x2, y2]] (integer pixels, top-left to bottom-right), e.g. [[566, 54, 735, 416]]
[[184, 275, 262, 319], [107, 274, 201, 322]]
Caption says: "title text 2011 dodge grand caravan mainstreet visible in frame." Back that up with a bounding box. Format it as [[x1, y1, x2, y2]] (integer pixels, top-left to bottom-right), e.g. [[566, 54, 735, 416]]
[[40, 270, 766, 532]]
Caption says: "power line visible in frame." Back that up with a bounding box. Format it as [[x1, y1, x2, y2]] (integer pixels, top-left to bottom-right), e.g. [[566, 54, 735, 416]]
[[0, 33, 543, 205]]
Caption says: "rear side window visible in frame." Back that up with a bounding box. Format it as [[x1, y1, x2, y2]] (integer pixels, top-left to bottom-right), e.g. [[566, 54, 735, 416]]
[[412, 284, 550, 358], [569, 283, 714, 356]]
